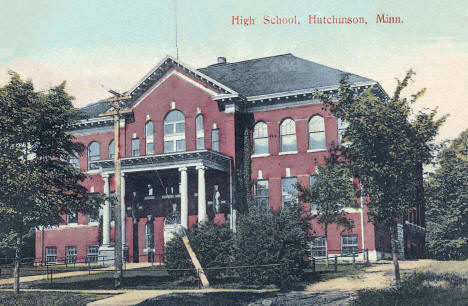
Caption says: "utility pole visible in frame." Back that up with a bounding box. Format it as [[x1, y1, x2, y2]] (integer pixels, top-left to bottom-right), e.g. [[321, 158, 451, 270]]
[[101, 91, 131, 288]]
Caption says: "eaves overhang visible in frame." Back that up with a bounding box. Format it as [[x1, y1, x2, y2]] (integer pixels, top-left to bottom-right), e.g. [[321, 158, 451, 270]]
[[89, 149, 232, 174]]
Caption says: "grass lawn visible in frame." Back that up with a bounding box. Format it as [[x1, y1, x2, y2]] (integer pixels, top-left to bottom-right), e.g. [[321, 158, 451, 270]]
[[0, 291, 112, 306], [26, 263, 366, 291], [351, 271, 468, 306]]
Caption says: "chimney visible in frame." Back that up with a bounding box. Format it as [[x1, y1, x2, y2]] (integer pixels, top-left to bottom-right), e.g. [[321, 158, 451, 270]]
[[217, 57, 227, 64]]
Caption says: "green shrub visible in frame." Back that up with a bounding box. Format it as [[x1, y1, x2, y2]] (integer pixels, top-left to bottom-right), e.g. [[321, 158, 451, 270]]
[[235, 203, 310, 288], [163, 224, 235, 279]]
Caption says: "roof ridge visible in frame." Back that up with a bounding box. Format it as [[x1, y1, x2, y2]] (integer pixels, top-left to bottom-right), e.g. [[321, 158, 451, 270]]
[[198, 53, 294, 69]]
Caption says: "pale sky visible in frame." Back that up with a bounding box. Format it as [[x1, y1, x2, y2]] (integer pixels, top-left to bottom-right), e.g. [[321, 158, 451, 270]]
[[0, 0, 466, 143]]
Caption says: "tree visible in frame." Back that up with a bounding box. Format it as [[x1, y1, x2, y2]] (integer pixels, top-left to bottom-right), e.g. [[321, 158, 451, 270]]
[[0, 73, 101, 293], [296, 158, 358, 262], [164, 224, 235, 279], [425, 129, 468, 260], [322, 71, 446, 287], [235, 203, 310, 288]]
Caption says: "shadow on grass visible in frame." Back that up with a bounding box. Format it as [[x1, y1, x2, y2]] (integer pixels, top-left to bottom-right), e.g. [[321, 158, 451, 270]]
[[351, 272, 468, 306]]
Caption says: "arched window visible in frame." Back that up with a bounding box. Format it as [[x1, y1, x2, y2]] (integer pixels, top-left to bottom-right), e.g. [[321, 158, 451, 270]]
[[164, 110, 186, 153], [145, 121, 154, 154], [108, 139, 114, 159], [88, 141, 100, 170], [280, 118, 297, 152], [308, 115, 326, 151], [253, 121, 269, 155], [337, 118, 349, 145], [196, 114, 204, 149]]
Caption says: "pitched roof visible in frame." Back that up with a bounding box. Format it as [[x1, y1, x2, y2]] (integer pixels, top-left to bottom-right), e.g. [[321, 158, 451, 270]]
[[78, 100, 111, 119], [79, 53, 375, 118], [198, 53, 373, 98]]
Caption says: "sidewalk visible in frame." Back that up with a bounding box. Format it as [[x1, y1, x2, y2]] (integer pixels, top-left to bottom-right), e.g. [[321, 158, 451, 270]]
[[0, 262, 155, 286], [87, 288, 278, 306]]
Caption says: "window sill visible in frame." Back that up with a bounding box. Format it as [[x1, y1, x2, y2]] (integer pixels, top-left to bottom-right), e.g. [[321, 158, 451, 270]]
[[307, 149, 327, 153], [251, 153, 270, 158], [279, 151, 298, 156]]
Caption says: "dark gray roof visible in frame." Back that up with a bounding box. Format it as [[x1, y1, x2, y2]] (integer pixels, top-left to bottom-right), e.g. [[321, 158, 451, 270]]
[[78, 100, 110, 119], [80, 54, 374, 118], [198, 53, 373, 97]]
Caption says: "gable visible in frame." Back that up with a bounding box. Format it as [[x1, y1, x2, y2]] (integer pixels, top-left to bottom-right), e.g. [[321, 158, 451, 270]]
[[129, 67, 220, 109]]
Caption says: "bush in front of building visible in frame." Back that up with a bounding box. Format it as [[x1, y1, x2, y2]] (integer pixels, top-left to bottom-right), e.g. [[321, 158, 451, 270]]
[[235, 203, 311, 288], [163, 224, 235, 279]]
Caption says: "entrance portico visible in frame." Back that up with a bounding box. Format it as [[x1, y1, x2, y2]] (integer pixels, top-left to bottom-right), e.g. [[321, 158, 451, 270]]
[[91, 150, 232, 263]]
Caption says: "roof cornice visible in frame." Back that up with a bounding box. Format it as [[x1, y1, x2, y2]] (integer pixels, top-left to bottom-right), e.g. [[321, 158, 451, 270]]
[[127, 55, 239, 108]]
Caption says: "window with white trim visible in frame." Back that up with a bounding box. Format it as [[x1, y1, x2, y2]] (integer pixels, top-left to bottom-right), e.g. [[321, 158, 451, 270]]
[[46, 246, 57, 264], [66, 246, 77, 264], [309, 115, 326, 151], [309, 236, 327, 257], [280, 118, 297, 152], [254, 179, 269, 209], [108, 139, 114, 159], [253, 121, 269, 155], [87, 245, 99, 263], [87, 141, 100, 170], [341, 235, 358, 256], [164, 110, 186, 153], [70, 152, 79, 168], [132, 138, 140, 156], [67, 212, 78, 224], [211, 129, 219, 152], [196, 114, 204, 149], [87, 210, 99, 223], [281, 177, 298, 207], [145, 121, 154, 154], [337, 118, 349, 145]]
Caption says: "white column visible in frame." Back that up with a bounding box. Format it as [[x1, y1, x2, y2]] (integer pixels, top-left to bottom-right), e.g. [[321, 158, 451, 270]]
[[121, 173, 126, 247], [196, 165, 206, 223], [179, 167, 188, 229], [102, 174, 111, 246]]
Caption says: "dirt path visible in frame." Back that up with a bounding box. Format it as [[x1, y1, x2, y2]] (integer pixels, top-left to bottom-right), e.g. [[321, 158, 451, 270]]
[[305, 259, 468, 294]]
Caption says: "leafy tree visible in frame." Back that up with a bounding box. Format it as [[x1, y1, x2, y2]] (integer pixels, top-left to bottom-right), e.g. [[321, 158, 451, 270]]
[[0, 73, 101, 293], [322, 71, 445, 287], [296, 158, 358, 261], [164, 224, 235, 279], [425, 129, 468, 260], [235, 203, 310, 288]]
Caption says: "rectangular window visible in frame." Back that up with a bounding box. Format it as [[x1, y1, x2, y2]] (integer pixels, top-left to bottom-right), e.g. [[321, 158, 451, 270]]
[[146, 142, 154, 155], [70, 153, 79, 168], [196, 137, 205, 150], [164, 140, 174, 153], [341, 235, 358, 256], [45, 247, 57, 264], [281, 134, 297, 152], [176, 122, 185, 133], [67, 212, 78, 224], [310, 175, 318, 212], [254, 180, 269, 209], [87, 210, 99, 224], [309, 237, 327, 258], [281, 177, 298, 207], [211, 129, 219, 152], [66, 246, 77, 264], [109, 192, 115, 222], [132, 138, 140, 156], [176, 139, 186, 152], [87, 245, 99, 263]]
